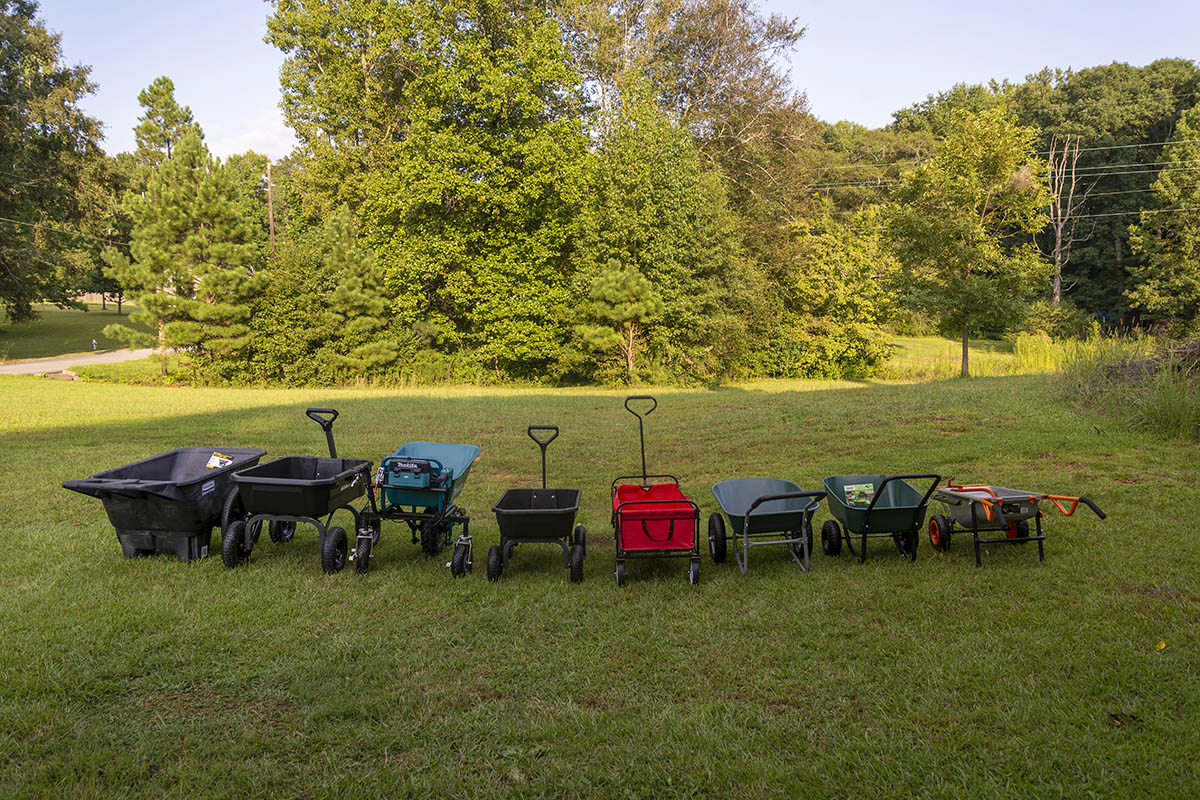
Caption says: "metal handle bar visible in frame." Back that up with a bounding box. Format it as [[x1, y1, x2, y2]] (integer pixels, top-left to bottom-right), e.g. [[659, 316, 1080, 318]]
[[624, 395, 657, 418], [527, 425, 559, 447], [306, 408, 339, 457], [528, 425, 558, 488], [1044, 495, 1106, 520], [864, 473, 941, 516], [747, 490, 827, 516]]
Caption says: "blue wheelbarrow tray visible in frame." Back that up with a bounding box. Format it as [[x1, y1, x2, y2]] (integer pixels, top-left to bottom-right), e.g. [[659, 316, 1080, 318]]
[[381, 442, 481, 508], [823, 473, 931, 533], [711, 478, 817, 535]]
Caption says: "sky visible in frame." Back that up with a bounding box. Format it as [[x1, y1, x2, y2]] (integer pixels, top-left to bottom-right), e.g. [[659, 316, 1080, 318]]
[[35, 0, 1200, 160]]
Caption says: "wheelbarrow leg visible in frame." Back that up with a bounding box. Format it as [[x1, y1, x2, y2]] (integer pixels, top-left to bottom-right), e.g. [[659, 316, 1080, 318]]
[[1036, 512, 1045, 563], [973, 530, 982, 568], [859, 532, 867, 564]]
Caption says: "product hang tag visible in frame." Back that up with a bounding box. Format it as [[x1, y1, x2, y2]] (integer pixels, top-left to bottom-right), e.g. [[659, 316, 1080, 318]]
[[206, 452, 234, 469]]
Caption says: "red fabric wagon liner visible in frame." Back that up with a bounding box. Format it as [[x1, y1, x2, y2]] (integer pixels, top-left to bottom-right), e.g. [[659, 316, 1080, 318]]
[[613, 483, 698, 550]]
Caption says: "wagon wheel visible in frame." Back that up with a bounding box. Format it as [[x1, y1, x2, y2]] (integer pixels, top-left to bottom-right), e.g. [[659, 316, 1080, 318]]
[[568, 544, 584, 584], [615, 560, 626, 587], [486, 545, 502, 582], [688, 558, 700, 586], [708, 513, 727, 563], [821, 519, 842, 556], [928, 514, 951, 552], [268, 520, 296, 544], [419, 521, 443, 556], [220, 487, 244, 532], [450, 540, 470, 578], [221, 520, 249, 568], [572, 524, 587, 555], [354, 534, 372, 575], [1007, 520, 1030, 543], [321, 526, 348, 574]]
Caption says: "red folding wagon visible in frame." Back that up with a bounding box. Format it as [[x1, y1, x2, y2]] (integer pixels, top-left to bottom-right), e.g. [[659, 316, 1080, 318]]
[[610, 396, 701, 586]]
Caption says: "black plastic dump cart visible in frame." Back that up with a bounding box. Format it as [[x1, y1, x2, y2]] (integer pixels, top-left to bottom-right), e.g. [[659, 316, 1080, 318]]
[[63, 447, 266, 561], [488, 425, 585, 583], [221, 409, 376, 574]]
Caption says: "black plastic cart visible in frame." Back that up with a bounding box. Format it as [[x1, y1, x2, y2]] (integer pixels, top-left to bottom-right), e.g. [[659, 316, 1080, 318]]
[[220, 408, 377, 573], [488, 425, 585, 583]]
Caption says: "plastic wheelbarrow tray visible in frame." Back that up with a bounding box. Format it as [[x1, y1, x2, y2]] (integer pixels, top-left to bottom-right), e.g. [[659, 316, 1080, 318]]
[[821, 473, 940, 563], [360, 439, 482, 577], [488, 425, 586, 583], [709, 478, 825, 574], [609, 396, 701, 586], [928, 481, 1106, 567], [63, 447, 266, 562]]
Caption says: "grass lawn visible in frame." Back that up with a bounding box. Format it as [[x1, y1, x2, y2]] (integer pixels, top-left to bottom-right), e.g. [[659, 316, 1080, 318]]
[[0, 303, 146, 362], [1, 375, 1196, 797]]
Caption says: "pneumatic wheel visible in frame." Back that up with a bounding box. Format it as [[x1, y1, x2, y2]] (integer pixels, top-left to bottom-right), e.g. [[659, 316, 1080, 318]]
[[220, 487, 243, 532], [268, 520, 296, 544], [821, 519, 843, 556], [800, 518, 815, 557], [929, 514, 951, 551], [420, 522, 440, 556], [486, 545, 502, 582], [708, 512, 727, 563], [354, 536, 372, 575], [615, 560, 626, 587], [321, 526, 348, 574], [572, 524, 587, 555], [688, 558, 701, 586], [568, 544, 584, 584], [1007, 520, 1030, 543], [450, 541, 470, 578], [221, 520, 249, 568]]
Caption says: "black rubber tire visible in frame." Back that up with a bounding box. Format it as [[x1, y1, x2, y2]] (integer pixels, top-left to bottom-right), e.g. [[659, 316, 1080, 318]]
[[451, 542, 469, 578], [355, 536, 372, 574], [420, 521, 441, 556], [800, 519, 815, 558], [568, 544, 584, 583], [486, 545, 502, 582], [221, 520, 248, 568], [573, 524, 587, 555], [821, 519, 843, 556], [904, 527, 919, 560], [688, 558, 700, 585], [708, 512, 727, 563], [1009, 520, 1031, 543], [220, 487, 243, 532], [929, 514, 951, 551], [268, 520, 296, 544], [321, 526, 348, 574], [615, 560, 626, 587]]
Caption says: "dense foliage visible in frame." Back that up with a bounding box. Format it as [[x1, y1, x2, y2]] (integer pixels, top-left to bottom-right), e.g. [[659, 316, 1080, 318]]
[[6, 1, 1200, 383]]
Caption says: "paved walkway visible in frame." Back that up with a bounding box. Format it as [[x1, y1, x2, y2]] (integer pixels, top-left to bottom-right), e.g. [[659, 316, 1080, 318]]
[[0, 348, 154, 375]]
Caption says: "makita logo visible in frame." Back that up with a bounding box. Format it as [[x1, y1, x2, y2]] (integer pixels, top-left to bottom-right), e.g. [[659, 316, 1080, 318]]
[[391, 460, 428, 473]]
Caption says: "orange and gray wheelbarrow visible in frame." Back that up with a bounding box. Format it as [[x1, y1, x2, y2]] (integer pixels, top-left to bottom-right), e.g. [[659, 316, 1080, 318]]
[[928, 481, 1106, 567]]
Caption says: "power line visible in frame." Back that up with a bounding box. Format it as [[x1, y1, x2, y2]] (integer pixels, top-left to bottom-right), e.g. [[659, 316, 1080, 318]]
[[809, 138, 1200, 174], [0, 215, 130, 249]]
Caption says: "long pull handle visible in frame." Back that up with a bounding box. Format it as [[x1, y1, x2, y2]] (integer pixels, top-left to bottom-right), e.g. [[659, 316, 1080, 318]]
[[624, 396, 657, 485], [528, 425, 559, 489], [306, 408, 339, 458]]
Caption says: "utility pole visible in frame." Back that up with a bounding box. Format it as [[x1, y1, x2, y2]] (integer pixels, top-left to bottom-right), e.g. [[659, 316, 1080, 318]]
[[266, 161, 276, 253]]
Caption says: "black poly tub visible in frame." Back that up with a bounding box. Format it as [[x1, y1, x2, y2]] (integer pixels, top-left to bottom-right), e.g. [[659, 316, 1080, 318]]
[[63, 447, 266, 561]]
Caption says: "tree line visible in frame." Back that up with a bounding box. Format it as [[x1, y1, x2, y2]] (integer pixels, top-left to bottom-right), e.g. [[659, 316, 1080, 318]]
[[3, 0, 1198, 383]]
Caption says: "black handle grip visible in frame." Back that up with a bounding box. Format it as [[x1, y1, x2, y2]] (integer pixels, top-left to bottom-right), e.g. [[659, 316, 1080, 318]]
[[747, 490, 827, 515], [624, 395, 657, 418], [1080, 497, 1106, 520], [306, 408, 338, 430], [864, 473, 941, 516], [527, 425, 559, 447]]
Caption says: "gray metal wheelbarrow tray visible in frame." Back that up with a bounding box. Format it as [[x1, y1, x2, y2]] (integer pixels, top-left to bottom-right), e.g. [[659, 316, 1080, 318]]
[[821, 473, 941, 563], [928, 481, 1106, 567], [708, 478, 825, 574], [62, 447, 266, 562]]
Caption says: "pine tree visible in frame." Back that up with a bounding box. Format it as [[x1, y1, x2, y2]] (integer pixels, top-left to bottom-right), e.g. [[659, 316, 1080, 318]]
[[103, 134, 257, 378], [319, 207, 396, 376], [133, 76, 202, 166]]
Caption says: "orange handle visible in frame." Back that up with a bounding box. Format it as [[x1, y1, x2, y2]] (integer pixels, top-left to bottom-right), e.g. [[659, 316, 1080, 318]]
[[1044, 495, 1082, 516]]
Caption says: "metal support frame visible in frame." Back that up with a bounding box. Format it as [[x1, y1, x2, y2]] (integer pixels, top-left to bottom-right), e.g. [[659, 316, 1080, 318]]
[[843, 473, 940, 563]]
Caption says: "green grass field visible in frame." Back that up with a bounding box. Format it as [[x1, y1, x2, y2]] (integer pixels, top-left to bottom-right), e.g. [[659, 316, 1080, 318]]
[[1, 375, 1196, 797], [0, 303, 145, 362]]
